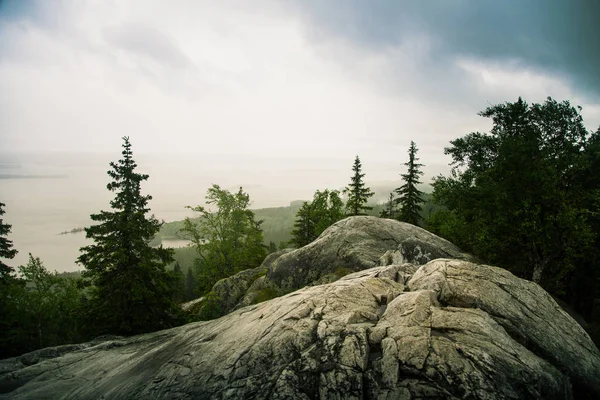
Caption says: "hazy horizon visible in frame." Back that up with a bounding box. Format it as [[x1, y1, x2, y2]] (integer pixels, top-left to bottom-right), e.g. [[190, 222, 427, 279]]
[[1, 0, 600, 272], [1, 150, 446, 273]]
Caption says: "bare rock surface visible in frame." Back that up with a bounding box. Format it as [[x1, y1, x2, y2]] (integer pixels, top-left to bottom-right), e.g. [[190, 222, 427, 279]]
[[2, 261, 599, 399], [195, 216, 473, 318], [266, 216, 475, 292]]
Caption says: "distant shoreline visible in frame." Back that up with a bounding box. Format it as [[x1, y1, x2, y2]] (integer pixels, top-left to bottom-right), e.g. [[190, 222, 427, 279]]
[[0, 174, 68, 180], [58, 227, 85, 235]]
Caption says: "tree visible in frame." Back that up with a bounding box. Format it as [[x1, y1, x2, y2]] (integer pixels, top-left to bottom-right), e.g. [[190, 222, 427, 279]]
[[0, 202, 21, 358], [290, 189, 345, 247], [290, 201, 316, 248], [267, 241, 278, 254], [430, 98, 595, 295], [0, 202, 18, 283], [395, 141, 425, 225], [379, 192, 396, 219], [172, 262, 186, 303], [1, 255, 84, 359], [344, 156, 374, 216], [182, 185, 267, 295], [185, 267, 197, 301], [78, 137, 182, 336]]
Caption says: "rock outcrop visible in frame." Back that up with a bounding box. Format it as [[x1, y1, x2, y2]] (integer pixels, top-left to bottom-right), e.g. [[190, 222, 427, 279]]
[[196, 216, 474, 317], [266, 217, 475, 292], [2, 260, 599, 399]]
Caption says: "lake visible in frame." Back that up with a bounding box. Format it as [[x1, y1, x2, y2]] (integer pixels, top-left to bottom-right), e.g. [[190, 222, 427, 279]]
[[0, 151, 445, 273]]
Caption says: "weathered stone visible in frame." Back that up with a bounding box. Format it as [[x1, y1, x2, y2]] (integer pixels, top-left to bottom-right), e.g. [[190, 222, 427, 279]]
[[266, 216, 475, 292], [409, 259, 600, 397], [2, 260, 598, 399], [193, 249, 294, 316]]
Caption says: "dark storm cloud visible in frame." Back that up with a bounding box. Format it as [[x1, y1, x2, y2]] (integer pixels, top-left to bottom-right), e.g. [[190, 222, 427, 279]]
[[292, 0, 600, 98]]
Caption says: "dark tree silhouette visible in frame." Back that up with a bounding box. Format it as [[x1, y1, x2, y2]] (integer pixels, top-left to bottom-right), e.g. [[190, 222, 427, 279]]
[[78, 137, 182, 335]]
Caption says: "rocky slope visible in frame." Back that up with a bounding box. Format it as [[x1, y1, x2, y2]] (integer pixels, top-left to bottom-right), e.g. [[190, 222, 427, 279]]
[[197, 216, 476, 316], [2, 217, 599, 399], [2, 260, 600, 399]]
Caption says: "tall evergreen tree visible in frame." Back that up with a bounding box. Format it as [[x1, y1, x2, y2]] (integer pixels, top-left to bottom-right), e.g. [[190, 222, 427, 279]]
[[78, 137, 181, 336], [0, 202, 18, 283], [344, 155, 374, 216], [395, 141, 425, 225]]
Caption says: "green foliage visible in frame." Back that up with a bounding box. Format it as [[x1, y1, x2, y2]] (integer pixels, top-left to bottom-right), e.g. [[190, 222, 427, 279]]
[[379, 192, 396, 219], [344, 155, 375, 216], [395, 141, 425, 225], [185, 267, 197, 301], [172, 245, 198, 273], [333, 266, 353, 278], [197, 292, 222, 321], [182, 185, 267, 295], [290, 189, 345, 248], [253, 287, 279, 304], [1, 255, 84, 359], [0, 202, 18, 283], [267, 241, 277, 254], [430, 98, 599, 302], [156, 203, 301, 249], [172, 262, 186, 303], [78, 137, 183, 336]]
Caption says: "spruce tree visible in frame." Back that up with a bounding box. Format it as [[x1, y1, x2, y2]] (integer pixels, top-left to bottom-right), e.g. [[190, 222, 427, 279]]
[[344, 155, 375, 216], [78, 137, 181, 335], [395, 141, 425, 225], [0, 202, 18, 283]]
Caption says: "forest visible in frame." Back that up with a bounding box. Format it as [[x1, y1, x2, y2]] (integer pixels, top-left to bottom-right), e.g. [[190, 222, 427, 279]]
[[1, 97, 599, 360]]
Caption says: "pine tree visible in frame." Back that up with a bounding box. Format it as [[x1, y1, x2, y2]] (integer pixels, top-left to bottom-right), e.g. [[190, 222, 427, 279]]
[[78, 137, 181, 336], [395, 141, 425, 225], [0, 202, 18, 283], [344, 155, 375, 216]]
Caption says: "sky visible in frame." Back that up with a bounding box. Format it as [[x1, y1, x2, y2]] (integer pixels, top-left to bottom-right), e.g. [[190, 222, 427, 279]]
[[1, 0, 599, 170]]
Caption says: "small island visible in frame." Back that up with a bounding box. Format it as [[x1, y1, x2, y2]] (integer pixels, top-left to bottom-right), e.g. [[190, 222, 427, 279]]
[[57, 227, 85, 235]]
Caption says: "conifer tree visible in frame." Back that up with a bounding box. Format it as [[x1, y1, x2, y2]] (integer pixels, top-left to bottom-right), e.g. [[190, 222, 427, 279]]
[[290, 201, 315, 248], [185, 267, 197, 301], [172, 262, 186, 303], [379, 192, 396, 219], [78, 137, 181, 335], [344, 155, 375, 216], [0, 202, 18, 283], [290, 190, 345, 248], [395, 141, 425, 225]]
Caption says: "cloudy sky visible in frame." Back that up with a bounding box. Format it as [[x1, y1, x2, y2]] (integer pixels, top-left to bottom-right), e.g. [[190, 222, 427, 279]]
[[1, 0, 599, 168]]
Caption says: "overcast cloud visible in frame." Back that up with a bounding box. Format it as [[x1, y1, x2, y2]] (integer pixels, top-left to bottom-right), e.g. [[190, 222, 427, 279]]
[[1, 0, 599, 166]]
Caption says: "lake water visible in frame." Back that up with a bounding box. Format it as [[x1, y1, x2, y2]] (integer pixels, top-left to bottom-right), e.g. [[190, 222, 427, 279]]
[[0, 151, 445, 273]]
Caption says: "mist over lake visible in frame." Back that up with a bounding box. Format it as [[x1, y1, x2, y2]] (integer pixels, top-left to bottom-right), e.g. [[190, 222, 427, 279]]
[[0, 151, 444, 273]]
